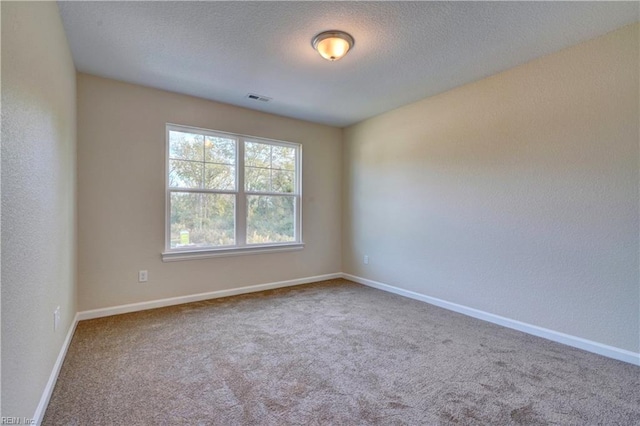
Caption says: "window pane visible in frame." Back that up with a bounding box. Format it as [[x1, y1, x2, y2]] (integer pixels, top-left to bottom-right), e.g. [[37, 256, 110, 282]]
[[247, 195, 295, 244], [169, 131, 204, 161], [272, 170, 294, 193], [245, 142, 271, 167], [244, 141, 297, 193], [272, 145, 295, 171], [170, 192, 235, 248], [245, 166, 270, 192], [205, 164, 235, 190], [205, 136, 236, 164], [169, 159, 202, 188]]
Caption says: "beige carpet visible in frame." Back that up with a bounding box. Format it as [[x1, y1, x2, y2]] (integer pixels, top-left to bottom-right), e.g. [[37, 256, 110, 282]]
[[44, 279, 639, 425]]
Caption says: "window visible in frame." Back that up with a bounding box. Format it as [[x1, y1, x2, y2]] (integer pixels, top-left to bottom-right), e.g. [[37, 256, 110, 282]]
[[163, 124, 302, 261]]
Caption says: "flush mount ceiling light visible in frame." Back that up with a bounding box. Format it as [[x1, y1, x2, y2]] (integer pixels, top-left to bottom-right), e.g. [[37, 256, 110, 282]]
[[312, 30, 355, 61]]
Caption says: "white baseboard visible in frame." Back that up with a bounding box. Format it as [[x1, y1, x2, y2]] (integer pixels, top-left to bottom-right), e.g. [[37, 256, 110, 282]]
[[33, 313, 79, 425], [342, 273, 640, 366], [77, 273, 342, 321]]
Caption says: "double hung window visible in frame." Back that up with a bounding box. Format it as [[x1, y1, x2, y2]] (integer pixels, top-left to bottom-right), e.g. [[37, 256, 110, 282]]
[[164, 124, 302, 260]]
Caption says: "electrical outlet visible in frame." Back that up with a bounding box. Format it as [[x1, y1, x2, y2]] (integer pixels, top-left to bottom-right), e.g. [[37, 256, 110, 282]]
[[138, 270, 148, 283], [364, 255, 369, 265], [54, 306, 61, 331]]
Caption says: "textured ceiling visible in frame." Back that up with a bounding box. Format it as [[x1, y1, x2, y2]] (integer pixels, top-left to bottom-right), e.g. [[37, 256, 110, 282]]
[[58, 1, 639, 127]]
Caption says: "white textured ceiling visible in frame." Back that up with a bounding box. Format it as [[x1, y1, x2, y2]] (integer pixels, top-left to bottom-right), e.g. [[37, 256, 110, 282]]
[[58, 1, 639, 127]]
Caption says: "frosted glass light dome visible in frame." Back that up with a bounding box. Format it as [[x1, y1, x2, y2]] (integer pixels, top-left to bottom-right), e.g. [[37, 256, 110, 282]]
[[312, 31, 355, 61]]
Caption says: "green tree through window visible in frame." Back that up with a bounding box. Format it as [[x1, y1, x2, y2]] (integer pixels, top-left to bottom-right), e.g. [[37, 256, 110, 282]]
[[166, 125, 301, 253]]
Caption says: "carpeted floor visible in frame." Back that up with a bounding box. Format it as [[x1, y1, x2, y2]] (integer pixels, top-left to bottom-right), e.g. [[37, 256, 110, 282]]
[[44, 279, 639, 425]]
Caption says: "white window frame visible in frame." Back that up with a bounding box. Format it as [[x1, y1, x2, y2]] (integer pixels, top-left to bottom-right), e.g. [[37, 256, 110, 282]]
[[162, 123, 303, 262]]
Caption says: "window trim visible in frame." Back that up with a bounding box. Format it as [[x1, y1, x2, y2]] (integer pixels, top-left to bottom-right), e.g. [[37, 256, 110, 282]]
[[162, 123, 303, 261]]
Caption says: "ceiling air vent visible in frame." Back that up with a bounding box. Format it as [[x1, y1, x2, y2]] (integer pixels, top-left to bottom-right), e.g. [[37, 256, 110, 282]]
[[246, 93, 272, 103]]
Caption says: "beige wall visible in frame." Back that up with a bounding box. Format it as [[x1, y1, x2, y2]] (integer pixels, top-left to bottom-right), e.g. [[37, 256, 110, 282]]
[[343, 24, 639, 353], [77, 74, 342, 311], [1, 1, 77, 418]]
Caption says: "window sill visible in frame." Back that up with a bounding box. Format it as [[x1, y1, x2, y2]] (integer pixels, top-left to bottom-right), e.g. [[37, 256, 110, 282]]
[[161, 243, 304, 262]]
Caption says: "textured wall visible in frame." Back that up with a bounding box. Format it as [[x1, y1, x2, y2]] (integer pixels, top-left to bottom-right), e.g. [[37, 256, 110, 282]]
[[343, 24, 639, 353], [77, 74, 342, 311], [1, 2, 77, 418]]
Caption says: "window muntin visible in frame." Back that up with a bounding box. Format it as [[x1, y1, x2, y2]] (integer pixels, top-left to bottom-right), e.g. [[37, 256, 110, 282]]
[[168, 130, 236, 191], [166, 124, 301, 254], [245, 142, 296, 193]]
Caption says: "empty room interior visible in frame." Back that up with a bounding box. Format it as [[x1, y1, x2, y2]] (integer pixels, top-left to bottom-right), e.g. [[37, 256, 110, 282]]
[[2, 1, 639, 424]]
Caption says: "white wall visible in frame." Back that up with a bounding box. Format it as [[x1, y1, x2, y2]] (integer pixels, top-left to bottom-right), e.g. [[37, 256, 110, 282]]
[[343, 24, 639, 353], [77, 74, 342, 311], [1, 2, 77, 418]]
